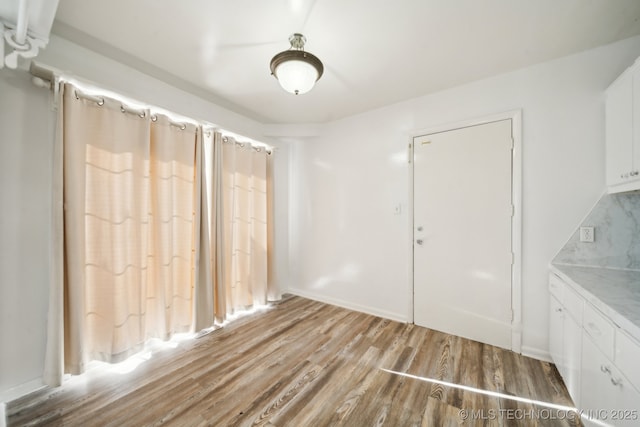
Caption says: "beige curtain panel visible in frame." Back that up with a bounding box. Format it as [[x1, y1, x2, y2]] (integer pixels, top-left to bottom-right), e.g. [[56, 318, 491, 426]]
[[59, 84, 198, 373], [44, 82, 275, 384], [194, 131, 225, 327], [147, 115, 198, 340], [223, 137, 269, 312], [198, 132, 271, 321]]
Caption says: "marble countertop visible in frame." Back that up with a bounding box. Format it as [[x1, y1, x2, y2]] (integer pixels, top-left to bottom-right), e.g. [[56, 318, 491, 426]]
[[550, 263, 640, 342]]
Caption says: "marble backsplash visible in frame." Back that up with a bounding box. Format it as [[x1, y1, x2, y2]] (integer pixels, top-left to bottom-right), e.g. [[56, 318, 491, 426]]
[[553, 190, 640, 270]]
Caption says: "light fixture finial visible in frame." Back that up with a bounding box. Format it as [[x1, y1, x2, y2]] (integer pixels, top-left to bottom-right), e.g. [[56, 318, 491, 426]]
[[289, 33, 306, 50]]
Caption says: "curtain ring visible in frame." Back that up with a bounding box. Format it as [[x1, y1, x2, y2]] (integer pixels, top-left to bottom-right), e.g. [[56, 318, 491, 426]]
[[151, 115, 158, 122], [121, 105, 145, 118], [74, 90, 104, 106], [169, 121, 187, 130]]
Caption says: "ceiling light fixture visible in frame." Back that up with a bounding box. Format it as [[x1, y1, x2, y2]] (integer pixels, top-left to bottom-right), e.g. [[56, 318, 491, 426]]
[[270, 33, 323, 95]]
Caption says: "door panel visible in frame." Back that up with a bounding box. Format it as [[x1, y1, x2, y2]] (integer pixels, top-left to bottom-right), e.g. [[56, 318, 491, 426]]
[[413, 119, 513, 349]]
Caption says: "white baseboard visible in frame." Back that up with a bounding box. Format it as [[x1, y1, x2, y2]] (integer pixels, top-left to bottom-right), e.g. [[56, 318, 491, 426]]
[[286, 288, 408, 323], [521, 345, 552, 363], [0, 378, 45, 404], [287, 289, 552, 364]]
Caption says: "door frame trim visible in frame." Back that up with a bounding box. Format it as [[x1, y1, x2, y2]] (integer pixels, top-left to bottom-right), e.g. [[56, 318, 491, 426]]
[[408, 110, 523, 354]]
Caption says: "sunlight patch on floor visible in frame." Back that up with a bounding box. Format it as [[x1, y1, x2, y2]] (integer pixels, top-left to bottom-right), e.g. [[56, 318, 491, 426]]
[[79, 304, 274, 377], [381, 368, 577, 412], [214, 303, 273, 328], [87, 333, 193, 375]]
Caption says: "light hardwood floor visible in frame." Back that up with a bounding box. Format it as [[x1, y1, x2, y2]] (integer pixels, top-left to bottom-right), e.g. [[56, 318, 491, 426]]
[[7, 295, 581, 426]]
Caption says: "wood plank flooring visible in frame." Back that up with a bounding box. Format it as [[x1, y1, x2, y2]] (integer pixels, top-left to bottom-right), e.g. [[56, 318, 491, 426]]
[[7, 296, 581, 426]]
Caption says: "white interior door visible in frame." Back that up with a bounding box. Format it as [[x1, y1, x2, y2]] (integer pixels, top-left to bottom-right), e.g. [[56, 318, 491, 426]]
[[413, 119, 514, 350]]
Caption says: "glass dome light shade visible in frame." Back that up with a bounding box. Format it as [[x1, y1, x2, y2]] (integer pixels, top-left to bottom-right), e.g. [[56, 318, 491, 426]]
[[270, 49, 323, 95]]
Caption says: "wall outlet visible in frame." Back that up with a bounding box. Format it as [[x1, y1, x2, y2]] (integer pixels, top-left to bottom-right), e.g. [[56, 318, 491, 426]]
[[579, 226, 595, 243]]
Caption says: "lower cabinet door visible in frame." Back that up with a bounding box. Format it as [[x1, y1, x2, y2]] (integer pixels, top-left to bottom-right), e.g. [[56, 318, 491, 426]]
[[563, 314, 582, 407], [580, 334, 640, 426], [549, 296, 565, 375]]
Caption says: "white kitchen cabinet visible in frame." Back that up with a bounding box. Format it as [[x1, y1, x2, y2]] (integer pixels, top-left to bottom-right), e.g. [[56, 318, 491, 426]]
[[583, 302, 615, 360], [606, 61, 640, 193], [633, 63, 640, 184], [548, 272, 640, 425], [578, 299, 640, 426], [580, 334, 640, 427], [615, 330, 640, 393], [548, 275, 583, 405]]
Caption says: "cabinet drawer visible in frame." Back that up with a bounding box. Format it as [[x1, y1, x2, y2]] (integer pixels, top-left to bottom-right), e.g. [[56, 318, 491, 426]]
[[583, 303, 615, 360], [563, 285, 584, 323], [616, 330, 640, 392], [549, 274, 564, 300]]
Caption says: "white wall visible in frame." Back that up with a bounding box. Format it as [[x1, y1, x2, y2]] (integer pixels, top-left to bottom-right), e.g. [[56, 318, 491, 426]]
[[288, 36, 640, 358], [0, 68, 55, 400], [269, 141, 292, 294]]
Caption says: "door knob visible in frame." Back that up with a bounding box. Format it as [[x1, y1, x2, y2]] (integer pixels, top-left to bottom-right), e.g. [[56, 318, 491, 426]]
[[416, 239, 423, 245]]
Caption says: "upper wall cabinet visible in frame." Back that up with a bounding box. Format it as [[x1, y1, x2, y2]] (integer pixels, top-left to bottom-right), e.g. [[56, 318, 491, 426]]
[[606, 60, 640, 193]]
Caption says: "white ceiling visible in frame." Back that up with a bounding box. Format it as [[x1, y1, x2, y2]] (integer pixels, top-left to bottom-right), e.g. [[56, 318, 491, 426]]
[[52, 0, 640, 124]]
